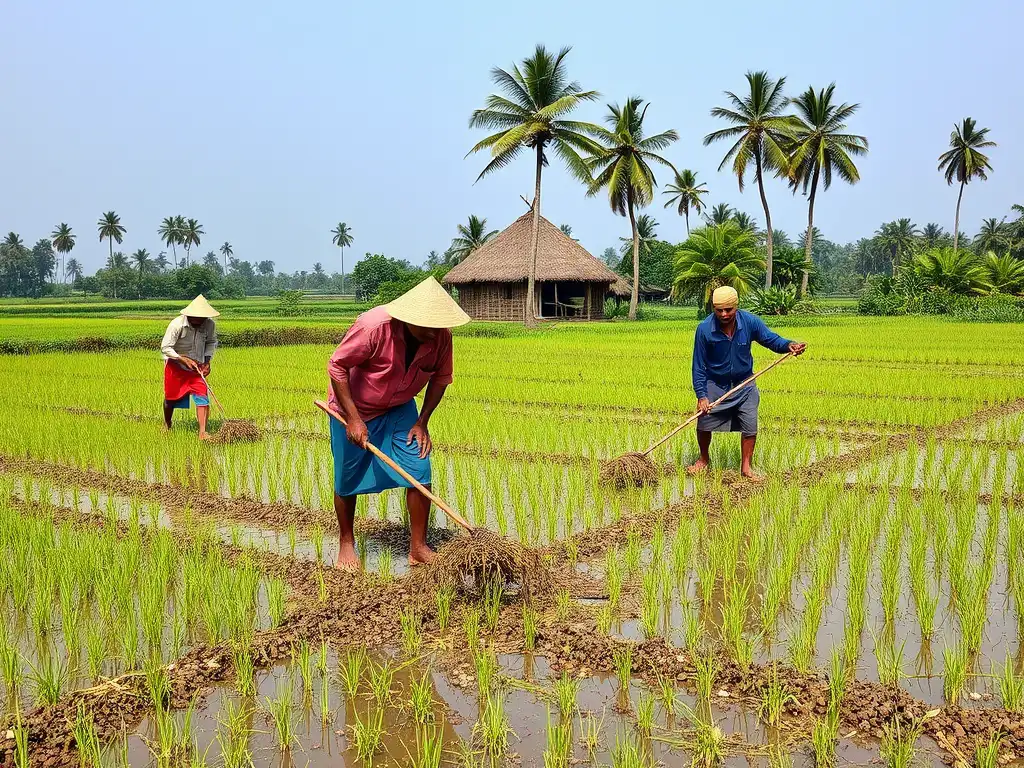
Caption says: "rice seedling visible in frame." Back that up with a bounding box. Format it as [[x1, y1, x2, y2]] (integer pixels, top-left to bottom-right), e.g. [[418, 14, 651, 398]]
[[294, 640, 314, 699], [233, 647, 256, 698], [811, 706, 839, 768], [827, 648, 846, 713], [552, 671, 580, 718], [580, 710, 604, 759], [410, 724, 446, 768], [475, 648, 498, 700], [401, 606, 423, 657], [265, 680, 297, 752], [349, 704, 386, 763], [215, 698, 254, 768], [596, 604, 614, 635], [542, 709, 574, 768], [369, 656, 395, 705], [435, 586, 454, 633], [635, 691, 655, 737], [286, 525, 297, 557], [72, 701, 103, 768], [474, 690, 512, 762], [411, 669, 435, 724], [943, 643, 971, 702], [266, 579, 286, 628], [0, 636, 21, 692], [996, 655, 1023, 712], [874, 634, 906, 687], [463, 607, 481, 652], [880, 716, 921, 768], [523, 604, 538, 650], [758, 662, 796, 727], [340, 646, 366, 699], [29, 651, 68, 707], [610, 729, 649, 768], [975, 731, 1002, 768], [377, 548, 394, 582], [483, 579, 504, 631], [694, 647, 718, 702], [555, 588, 572, 622], [613, 646, 633, 700]]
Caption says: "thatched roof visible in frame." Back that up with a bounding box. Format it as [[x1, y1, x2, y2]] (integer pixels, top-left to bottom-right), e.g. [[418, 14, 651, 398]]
[[609, 275, 669, 298], [442, 211, 620, 285]]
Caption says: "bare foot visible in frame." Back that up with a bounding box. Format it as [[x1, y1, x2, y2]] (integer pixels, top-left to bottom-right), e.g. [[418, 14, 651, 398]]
[[741, 468, 765, 483], [408, 543, 436, 566], [335, 541, 361, 572], [686, 458, 710, 475], [198, 432, 211, 441]]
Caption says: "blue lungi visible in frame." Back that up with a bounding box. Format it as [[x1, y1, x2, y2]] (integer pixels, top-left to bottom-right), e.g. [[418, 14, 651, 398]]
[[329, 399, 431, 497], [696, 381, 760, 436]]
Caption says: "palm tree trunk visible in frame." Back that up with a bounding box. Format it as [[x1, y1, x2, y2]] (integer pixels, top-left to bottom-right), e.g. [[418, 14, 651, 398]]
[[953, 180, 965, 252], [799, 165, 820, 299], [525, 144, 543, 328], [171, 243, 178, 270], [685, 210, 690, 237], [755, 151, 774, 290], [628, 191, 640, 321], [341, 246, 346, 296]]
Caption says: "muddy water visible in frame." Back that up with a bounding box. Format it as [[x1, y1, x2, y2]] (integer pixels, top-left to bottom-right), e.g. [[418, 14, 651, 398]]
[[117, 647, 963, 768]]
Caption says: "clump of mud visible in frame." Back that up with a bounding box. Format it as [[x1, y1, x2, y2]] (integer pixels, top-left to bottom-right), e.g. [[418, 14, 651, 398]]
[[599, 452, 660, 489], [419, 529, 551, 600], [210, 419, 263, 444]]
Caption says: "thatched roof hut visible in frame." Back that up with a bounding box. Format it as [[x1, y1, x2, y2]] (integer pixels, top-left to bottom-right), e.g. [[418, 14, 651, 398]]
[[610, 275, 671, 302], [442, 211, 619, 321]]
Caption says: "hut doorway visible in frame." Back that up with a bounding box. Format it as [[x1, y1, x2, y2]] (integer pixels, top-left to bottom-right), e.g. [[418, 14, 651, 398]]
[[539, 281, 589, 318]]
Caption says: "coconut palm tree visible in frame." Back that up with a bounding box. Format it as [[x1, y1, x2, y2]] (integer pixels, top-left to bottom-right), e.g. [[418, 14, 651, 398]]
[[731, 212, 759, 235], [618, 214, 658, 257], [875, 219, 920, 275], [982, 252, 1024, 294], [705, 203, 734, 226], [131, 249, 151, 297], [448, 215, 498, 265], [704, 71, 797, 289], [65, 258, 83, 289], [772, 247, 814, 289], [154, 252, 169, 273], [974, 218, 1010, 255], [559, 224, 574, 237], [468, 45, 602, 327], [787, 84, 868, 298], [181, 218, 204, 266], [937, 118, 996, 252], [50, 223, 75, 284], [97, 211, 126, 267], [587, 98, 678, 320], [914, 248, 989, 295], [158, 217, 183, 269], [105, 251, 129, 298], [919, 223, 950, 249], [220, 242, 233, 274], [331, 222, 354, 294], [672, 222, 765, 312], [662, 169, 709, 236]]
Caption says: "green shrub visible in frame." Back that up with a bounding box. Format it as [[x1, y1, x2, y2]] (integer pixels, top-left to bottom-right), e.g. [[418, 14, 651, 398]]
[[274, 290, 305, 317]]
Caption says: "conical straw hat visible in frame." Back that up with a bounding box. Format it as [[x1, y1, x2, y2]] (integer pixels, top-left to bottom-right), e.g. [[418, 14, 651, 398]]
[[383, 277, 470, 329], [180, 294, 220, 318]]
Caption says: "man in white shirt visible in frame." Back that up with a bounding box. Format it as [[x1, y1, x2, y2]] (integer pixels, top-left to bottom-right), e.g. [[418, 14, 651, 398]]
[[161, 295, 219, 439]]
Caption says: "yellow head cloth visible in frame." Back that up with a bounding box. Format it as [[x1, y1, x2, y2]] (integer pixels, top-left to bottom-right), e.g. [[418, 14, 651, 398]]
[[712, 286, 739, 309]]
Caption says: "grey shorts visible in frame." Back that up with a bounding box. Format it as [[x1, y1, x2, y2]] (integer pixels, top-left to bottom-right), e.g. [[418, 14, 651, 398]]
[[697, 383, 759, 436]]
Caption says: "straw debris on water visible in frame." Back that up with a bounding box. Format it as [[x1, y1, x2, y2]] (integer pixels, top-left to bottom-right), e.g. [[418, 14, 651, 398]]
[[599, 452, 660, 489]]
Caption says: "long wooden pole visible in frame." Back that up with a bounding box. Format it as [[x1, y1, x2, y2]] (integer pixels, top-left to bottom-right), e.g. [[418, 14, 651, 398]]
[[642, 352, 794, 457], [314, 400, 475, 534]]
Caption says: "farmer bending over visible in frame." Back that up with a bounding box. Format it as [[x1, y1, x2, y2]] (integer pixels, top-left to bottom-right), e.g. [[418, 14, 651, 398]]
[[326, 277, 470, 571], [689, 286, 806, 480], [161, 295, 219, 440]]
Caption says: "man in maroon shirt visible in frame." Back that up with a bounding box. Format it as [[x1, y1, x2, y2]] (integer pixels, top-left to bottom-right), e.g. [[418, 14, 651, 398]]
[[326, 277, 470, 570]]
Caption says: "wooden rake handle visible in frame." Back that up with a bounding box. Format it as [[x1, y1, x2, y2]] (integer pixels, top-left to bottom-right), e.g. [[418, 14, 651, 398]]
[[642, 351, 795, 457], [314, 400, 475, 534], [195, 368, 228, 420]]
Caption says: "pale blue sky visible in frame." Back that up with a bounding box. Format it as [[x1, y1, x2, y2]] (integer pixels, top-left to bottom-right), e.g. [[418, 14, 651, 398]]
[[2, 0, 1019, 274]]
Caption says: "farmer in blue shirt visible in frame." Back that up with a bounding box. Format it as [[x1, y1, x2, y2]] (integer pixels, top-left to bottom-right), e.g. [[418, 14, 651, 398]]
[[689, 286, 806, 480]]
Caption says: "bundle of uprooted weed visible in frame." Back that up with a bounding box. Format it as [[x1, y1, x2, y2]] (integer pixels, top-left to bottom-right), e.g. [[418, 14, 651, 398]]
[[599, 452, 660, 489], [421, 529, 551, 600], [210, 419, 263, 444]]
